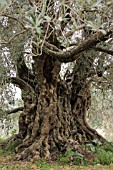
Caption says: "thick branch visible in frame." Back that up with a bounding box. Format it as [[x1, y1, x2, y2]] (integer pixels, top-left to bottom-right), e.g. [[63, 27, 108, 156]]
[[7, 107, 24, 114], [16, 55, 36, 87], [43, 29, 112, 63], [9, 77, 35, 94], [44, 42, 60, 51], [94, 47, 113, 55]]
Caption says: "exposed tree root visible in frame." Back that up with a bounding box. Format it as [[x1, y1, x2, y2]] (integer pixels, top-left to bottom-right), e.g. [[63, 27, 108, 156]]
[[10, 113, 106, 161], [0, 134, 22, 148]]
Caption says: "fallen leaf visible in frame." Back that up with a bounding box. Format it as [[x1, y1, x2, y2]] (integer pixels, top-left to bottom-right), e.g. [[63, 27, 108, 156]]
[[31, 165, 38, 169]]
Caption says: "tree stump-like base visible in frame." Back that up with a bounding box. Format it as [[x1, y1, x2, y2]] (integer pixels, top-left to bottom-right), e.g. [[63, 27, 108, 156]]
[[0, 118, 106, 162]]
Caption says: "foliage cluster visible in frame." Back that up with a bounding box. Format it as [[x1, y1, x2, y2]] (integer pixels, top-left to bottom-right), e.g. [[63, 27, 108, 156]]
[[58, 141, 113, 166], [0, 0, 113, 112], [58, 147, 86, 166], [92, 142, 113, 165]]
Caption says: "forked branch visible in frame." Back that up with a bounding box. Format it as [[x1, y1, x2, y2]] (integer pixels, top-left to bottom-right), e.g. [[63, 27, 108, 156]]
[[43, 29, 112, 62]]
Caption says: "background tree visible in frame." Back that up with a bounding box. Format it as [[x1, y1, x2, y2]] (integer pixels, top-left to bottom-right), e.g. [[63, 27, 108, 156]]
[[0, 0, 113, 161], [87, 85, 113, 141]]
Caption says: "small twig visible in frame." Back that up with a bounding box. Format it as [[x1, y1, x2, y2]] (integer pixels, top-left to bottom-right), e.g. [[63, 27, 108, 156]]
[[1, 30, 26, 44], [40, 22, 50, 55], [1, 14, 26, 29], [64, 24, 85, 38]]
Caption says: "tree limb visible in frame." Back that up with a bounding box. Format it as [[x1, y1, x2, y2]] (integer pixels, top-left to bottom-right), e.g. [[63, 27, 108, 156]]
[[16, 55, 36, 87], [7, 107, 24, 114], [94, 47, 113, 55], [44, 41, 61, 51], [43, 29, 112, 63], [8, 77, 35, 94]]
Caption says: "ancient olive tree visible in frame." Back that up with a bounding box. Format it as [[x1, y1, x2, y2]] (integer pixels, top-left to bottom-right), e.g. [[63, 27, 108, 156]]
[[0, 0, 113, 161]]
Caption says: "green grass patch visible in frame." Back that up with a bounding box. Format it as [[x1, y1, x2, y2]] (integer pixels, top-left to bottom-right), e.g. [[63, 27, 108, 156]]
[[58, 148, 87, 166], [0, 164, 32, 170], [0, 163, 113, 170], [0, 140, 21, 157], [4, 140, 20, 152], [91, 142, 113, 165], [0, 138, 5, 143], [1, 141, 113, 169], [58, 142, 113, 166], [36, 159, 51, 170]]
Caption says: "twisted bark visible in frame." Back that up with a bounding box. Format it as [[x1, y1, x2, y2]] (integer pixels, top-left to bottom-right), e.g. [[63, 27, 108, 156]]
[[0, 52, 106, 162]]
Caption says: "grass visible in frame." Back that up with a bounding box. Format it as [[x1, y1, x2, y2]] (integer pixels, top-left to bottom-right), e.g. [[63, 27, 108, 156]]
[[1, 140, 113, 169], [0, 152, 113, 170], [0, 161, 113, 170]]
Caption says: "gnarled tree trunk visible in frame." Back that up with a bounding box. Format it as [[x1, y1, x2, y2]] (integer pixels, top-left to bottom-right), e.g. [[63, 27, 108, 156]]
[[1, 0, 113, 163], [1, 52, 106, 162]]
